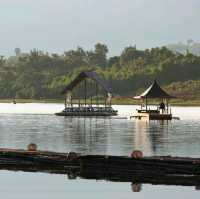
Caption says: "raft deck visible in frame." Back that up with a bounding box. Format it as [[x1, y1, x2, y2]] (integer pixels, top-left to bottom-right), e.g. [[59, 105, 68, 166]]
[[131, 109, 172, 120], [55, 106, 118, 116]]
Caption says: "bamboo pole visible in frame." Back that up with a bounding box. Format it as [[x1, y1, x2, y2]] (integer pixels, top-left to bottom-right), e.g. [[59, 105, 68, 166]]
[[84, 79, 87, 107], [96, 82, 99, 107]]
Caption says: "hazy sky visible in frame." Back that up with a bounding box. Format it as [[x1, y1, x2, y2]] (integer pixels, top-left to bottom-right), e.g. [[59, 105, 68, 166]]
[[0, 0, 200, 56]]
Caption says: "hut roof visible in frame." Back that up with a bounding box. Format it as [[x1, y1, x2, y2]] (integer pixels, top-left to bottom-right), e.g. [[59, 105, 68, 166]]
[[61, 71, 112, 94], [134, 80, 175, 99]]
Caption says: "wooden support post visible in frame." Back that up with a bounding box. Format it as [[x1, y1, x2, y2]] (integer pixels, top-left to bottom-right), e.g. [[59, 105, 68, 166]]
[[145, 97, 148, 110], [104, 93, 107, 108], [166, 99, 169, 114], [65, 94, 67, 109], [84, 79, 87, 107], [90, 96, 92, 107], [96, 83, 99, 107], [71, 94, 73, 107]]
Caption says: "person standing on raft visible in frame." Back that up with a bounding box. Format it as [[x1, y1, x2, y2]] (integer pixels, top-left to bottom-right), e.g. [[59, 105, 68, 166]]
[[159, 102, 165, 114]]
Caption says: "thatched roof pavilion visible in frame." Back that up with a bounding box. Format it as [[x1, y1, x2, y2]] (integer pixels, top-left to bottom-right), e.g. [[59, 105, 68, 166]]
[[132, 80, 176, 120], [61, 71, 112, 94], [134, 80, 175, 99], [56, 70, 117, 116]]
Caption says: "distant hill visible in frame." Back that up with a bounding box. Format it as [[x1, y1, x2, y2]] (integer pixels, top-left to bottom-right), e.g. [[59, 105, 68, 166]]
[[166, 40, 200, 56]]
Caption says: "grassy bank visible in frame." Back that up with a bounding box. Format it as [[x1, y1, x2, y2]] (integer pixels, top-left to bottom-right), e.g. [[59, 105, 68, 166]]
[[0, 97, 200, 106]]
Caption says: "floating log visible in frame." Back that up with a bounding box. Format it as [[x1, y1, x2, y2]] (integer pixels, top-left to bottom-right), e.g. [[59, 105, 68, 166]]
[[80, 169, 200, 186], [0, 148, 200, 186], [0, 148, 80, 166], [0, 149, 200, 175], [80, 155, 200, 176]]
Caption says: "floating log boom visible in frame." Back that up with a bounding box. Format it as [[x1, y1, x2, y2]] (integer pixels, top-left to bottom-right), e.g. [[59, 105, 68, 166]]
[[0, 148, 200, 186]]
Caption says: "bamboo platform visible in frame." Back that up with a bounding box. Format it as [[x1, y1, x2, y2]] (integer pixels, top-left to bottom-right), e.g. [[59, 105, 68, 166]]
[[55, 111, 117, 117], [55, 107, 118, 117], [131, 110, 172, 120], [0, 148, 200, 186]]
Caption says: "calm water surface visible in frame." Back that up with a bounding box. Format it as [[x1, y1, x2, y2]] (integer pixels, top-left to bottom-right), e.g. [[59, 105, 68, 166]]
[[0, 103, 200, 199]]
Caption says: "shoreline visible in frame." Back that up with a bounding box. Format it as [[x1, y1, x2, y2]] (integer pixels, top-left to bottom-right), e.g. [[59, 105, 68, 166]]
[[0, 98, 200, 106]]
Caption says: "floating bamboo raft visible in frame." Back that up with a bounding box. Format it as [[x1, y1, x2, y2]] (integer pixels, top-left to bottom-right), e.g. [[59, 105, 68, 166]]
[[55, 107, 118, 117], [0, 148, 200, 186]]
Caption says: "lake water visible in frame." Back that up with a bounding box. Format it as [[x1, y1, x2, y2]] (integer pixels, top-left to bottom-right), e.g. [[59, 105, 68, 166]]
[[0, 103, 200, 198]]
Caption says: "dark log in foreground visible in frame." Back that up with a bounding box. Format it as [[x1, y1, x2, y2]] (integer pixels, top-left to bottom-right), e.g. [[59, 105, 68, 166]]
[[80, 155, 200, 176], [79, 155, 200, 186], [80, 169, 200, 186], [0, 148, 200, 186], [0, 148, 80, 167]]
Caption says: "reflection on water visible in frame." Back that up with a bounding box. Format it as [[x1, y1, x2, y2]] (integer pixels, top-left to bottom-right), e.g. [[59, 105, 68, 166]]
[[0, 111, 200, 157], [133, 120, 171, 156], [0, 115, 175, 156], [131, 183, 142, 192], [0, 104, 200, 198]]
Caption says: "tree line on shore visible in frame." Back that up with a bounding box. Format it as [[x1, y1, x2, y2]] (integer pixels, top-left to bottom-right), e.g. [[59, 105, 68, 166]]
[[1, 43, 200, 99]]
